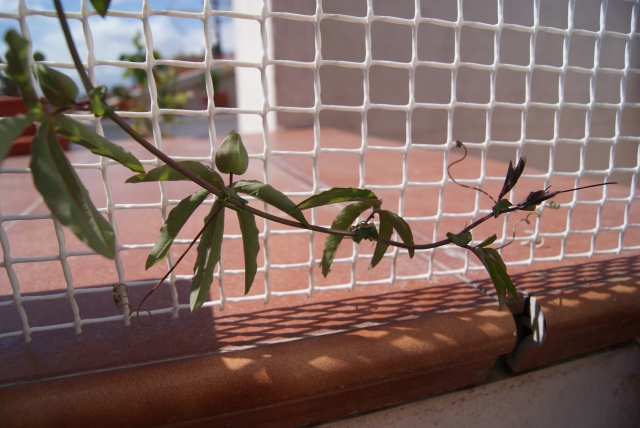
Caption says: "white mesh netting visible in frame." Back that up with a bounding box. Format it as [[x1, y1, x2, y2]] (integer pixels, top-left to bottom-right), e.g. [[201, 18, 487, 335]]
[[0, 0, 638, 341]]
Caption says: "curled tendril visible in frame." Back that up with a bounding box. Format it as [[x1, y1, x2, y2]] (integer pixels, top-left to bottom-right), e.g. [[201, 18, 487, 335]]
[[130, 307, 153, 327], [448, 140, 497, 204], [112, 283, 152, 326], [112, 283, 129, 306], [498, 212, 544, 250]]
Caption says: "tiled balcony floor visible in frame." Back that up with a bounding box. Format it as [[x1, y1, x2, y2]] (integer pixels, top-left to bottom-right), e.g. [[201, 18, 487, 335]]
[[0, 127, 638, 386]]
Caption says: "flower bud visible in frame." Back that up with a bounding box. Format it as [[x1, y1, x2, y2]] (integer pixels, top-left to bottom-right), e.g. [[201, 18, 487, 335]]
[[215, 130, 249, 175]]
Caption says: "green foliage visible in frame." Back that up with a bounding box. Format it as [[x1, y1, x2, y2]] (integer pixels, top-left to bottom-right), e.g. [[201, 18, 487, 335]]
[[322, 202, 371, 277], [295, 188, 380, 211], [377, 210, 415, 258], [55, 114, 144, 173], [146, 189, 210, 270], [222, 186, 248, 205], [126, 161, 224, 188], [492, 199, 512, 218], [1, 21, 604, 319], [237, 210, 260, 295], [233, 180, 309, 226], [215, 130, 249, 175], [30, 119, 115, 258], [190, 202, 225, 311], [4, 30, 40, 112], [472, 246, 518, 310], [88, 86, 114, 116], [90, 0, 112, 17], [35, 64, 78, 105], [0, 113, 35, 162], [352, 222, 378, 244], [117, 33, 192, 136], [370, 215, 392, 269], [447, 231, 472, 247], [477, 234, 497, 248]]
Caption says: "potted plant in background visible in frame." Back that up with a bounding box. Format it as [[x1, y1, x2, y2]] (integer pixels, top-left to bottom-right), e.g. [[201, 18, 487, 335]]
[[0, 56, 69, 155]]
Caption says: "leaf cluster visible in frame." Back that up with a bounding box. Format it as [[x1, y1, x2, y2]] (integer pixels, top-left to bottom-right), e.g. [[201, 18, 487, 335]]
[[0, 30, 144, 259]]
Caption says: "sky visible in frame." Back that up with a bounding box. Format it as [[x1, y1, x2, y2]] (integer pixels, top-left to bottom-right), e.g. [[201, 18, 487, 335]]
[[0, 0, 234, 90]]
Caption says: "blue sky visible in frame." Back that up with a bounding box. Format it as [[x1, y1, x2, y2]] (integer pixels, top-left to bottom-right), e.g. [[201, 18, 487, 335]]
[[0, 0, 234, 89]]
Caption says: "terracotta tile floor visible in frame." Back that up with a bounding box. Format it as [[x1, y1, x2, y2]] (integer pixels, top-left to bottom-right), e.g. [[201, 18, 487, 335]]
[[0, 127, 638, 384]]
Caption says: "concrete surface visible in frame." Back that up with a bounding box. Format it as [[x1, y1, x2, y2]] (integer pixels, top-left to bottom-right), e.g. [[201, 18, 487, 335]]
[[322, 342, 640, 428]]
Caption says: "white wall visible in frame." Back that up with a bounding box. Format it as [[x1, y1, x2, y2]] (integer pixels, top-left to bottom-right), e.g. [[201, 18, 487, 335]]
[[232, 0, 277, 135]]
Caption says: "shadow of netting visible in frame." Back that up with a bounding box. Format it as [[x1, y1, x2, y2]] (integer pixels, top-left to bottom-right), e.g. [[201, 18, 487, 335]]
[[473, 253, 640, 297], [0, 277, 496, 385], [208, 280, 495, 347]]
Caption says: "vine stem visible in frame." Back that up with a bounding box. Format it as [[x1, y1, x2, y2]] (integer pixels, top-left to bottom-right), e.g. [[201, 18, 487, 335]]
[[51, 0, 556, 253], [132, 204, 223, 314]]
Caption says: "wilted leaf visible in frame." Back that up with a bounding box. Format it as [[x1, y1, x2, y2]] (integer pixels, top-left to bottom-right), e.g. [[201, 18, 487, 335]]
[[477, 234, 497, 248], [190, 201, 225, 311], [126, 161, 224, 188], [492, 199, 512, 218], [35, 64, 78, 105], [88, 86, 114, 116], [4, 30, 40, 112], [55, 114, 144, 173], [90, 0, 112, 17], [295, 188, 380, 211], [146, 189, 210, 270], [377, 210, 415, 258], [321, 202, 370, 277], [0, 113, 35, 163], [31, 118, 115, 258], [369, 215, 392, 270], [447, 230, 472, 247], [237, 210, 260, 295], [498, 157, 526, 200], [233, 180, 309, 226]]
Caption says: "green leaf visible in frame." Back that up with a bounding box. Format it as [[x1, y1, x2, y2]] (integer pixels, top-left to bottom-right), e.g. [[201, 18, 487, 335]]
[[377, 210, 415, 258], [477, 234, 497, 248], [88, 86, 114, 117], [353, 224, 378, 244], [295, 187, 380, 212], [222, 186, 248, 204], [321, 202, 371, 277], [472, 247, 517, 310], [447, 230, 472, 247], [498, 157, 526, 200], [0, 113, 35, 163], [30, 118, 115, 258], [237, 210, 260, 295], [35, 64, 78, 105], [90, 0, 112, 17], [233, 180, 309, 227], [190, 201, 225, 312], [55, 114, 144, 173], [126, 161, 224, 189], [369, 215, 392, 270], [4, 30, 40, 112], [492, 199, 512, 218], [146, 189, 210, 270]]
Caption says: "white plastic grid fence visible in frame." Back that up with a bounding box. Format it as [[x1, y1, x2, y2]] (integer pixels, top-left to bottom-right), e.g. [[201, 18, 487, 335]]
[[0, 0, 638, 341]]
